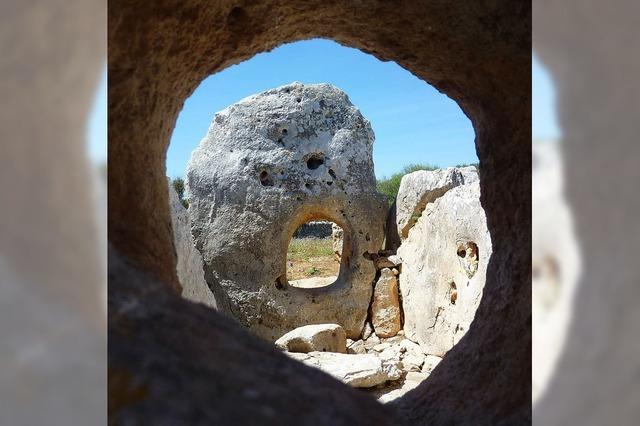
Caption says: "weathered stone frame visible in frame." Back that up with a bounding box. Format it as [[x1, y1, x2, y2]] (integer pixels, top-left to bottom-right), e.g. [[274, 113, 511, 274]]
[[283, 212, 351, 289], [109, 1, 531, 423]]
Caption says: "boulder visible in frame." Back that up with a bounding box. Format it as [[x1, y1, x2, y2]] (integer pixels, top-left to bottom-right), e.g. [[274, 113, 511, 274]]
[[397, 181, 491, 356], [275, 324, 346, 353], [395, 168, 464, 239], [371, 268, 402, 338], [186, 82, 387, 340], [168, 180, 217, 309], [287, 352, 402, 388]]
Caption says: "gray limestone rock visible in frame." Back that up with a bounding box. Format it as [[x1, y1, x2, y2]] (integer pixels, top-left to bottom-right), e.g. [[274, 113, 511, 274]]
[[187, 82, 387, 340], [395, 168, 464, 239], [371, 268, 402, 338], [168, 180, 217, 309], [287, 351, 402, 388], [397, 181, 491, 356], [275, 323, 346, 354]]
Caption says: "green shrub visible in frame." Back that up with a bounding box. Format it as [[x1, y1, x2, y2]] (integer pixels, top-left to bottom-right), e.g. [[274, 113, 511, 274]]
[[455, 162, 479, 168], [171, 177, 190, 209], [171, 177, 186, 200]]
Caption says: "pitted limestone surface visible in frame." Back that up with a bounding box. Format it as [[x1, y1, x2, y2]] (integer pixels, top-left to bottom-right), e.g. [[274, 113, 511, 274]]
[[187, 82, 386, 340]]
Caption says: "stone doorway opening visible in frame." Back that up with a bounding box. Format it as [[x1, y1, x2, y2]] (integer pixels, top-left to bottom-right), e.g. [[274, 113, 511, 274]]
[[286, 220, 343, 288], [108, 2, 530, 423]]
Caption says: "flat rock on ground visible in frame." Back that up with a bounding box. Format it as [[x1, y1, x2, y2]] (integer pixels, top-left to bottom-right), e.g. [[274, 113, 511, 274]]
[[287, 351, 402, 388], [276, 324, 346, 353]]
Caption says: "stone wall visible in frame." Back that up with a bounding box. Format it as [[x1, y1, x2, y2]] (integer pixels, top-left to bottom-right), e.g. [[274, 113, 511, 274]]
[[293, 221, 334, 239]]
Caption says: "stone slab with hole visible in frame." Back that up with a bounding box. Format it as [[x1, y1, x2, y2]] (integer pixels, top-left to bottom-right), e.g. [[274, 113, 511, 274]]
[[397, 179, 492, 356], [186, 82, 387, 340]]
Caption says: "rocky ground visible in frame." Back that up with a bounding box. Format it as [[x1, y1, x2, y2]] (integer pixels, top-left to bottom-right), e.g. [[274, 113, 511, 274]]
[[276, 323, 442, 403]]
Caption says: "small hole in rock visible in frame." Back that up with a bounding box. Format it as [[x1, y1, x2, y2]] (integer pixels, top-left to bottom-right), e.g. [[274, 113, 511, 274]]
[[326, 181, 333, 186], [306, 153, 325, 170], [275, 276, 287, 290], [457, 248, 466, 258], [282, 128, 288, 135], [328, 169, 337, 179], [296, 97, 301, 103], [259, 171, 274, 186]]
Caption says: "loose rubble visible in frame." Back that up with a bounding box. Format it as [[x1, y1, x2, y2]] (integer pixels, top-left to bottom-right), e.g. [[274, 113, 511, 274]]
[[277, 323, 442, 401]]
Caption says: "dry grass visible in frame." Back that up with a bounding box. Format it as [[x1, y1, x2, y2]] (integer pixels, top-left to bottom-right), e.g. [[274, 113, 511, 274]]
[[286, 237, 340, 280]]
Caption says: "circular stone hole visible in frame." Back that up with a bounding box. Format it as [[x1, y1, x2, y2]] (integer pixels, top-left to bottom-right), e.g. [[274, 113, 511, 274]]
[[286, 220, 344, 289], [306, 153, 325, 170], [259, 171, 274, 186], [457, 241, 479, 278]]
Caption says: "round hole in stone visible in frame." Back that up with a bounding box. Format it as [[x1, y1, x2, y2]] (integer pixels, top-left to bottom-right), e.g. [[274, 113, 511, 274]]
[[306, 153, 325, 170], [274, 275, 287, 290], [457, 241, 479, 278], [259, 170, 274, 186], [286, 220, 344, 289]]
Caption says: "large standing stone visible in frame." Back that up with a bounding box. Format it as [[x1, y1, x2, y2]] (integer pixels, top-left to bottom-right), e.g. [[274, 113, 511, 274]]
[[371, 268, 402, 338], [187, 82, 387, 340], [397, 181, 491, 356], [395, 168, 464, 239], [168, 180, 217, 309], [275, 324, 346, 353]]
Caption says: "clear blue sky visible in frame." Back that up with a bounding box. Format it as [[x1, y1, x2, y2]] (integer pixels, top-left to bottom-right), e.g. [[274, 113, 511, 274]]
[[87, 67, 107, 164], [166, 39, 479, 179], [87, 42, 559, 174], [532, 52, 560, 141]]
